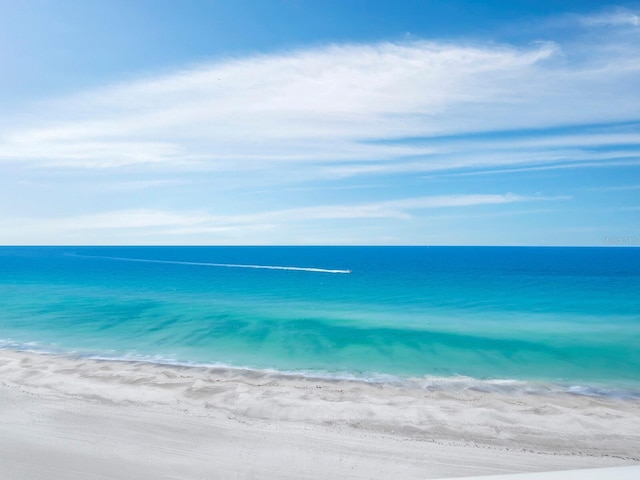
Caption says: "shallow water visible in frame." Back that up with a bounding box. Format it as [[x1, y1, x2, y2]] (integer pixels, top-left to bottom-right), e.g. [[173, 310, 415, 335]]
[[1, 246, 638, 395]]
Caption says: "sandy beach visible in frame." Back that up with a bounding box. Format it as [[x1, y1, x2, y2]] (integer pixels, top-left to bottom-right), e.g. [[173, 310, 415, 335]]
[[1, 350, 639, 479]]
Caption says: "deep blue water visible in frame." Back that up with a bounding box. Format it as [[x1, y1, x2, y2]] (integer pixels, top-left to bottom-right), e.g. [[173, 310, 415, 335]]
[[1, 246, 639, 393]]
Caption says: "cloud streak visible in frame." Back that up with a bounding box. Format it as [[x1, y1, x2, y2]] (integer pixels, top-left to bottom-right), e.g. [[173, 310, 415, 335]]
[[0, 193, 563, 244], [1, 20, 638, 178], [576, 8, 640, 27]]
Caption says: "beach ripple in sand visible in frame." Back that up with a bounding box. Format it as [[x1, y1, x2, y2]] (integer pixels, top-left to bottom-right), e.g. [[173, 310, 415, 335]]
[[1, 349, 639, 460]]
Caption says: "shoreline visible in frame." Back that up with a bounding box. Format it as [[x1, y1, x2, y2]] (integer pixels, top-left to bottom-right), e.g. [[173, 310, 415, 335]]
[[3, 343, 639, 400], [1, 349, 639, 479]]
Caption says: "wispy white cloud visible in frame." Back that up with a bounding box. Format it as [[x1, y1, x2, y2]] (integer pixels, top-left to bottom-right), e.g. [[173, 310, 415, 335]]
[[260, 193, 550, 221], [0, 193, 564, 244], [576, 8, 640, 27], [421, 158, 640, 179], [1, 26, 638, 177]]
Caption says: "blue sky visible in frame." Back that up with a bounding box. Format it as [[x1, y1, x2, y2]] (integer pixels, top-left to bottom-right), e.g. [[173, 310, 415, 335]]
[[1, 0, 639, 245]]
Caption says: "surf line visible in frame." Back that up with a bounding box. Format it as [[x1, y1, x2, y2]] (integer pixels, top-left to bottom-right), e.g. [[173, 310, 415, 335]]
[[69, 254, 352, 274]]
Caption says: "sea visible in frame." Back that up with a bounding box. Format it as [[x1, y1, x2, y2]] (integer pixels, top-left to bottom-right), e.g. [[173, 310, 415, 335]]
[[1, 246, 639, 398]]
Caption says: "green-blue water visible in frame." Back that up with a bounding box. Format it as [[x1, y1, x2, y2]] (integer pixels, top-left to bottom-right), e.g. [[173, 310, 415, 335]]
[[1, 247, 639, 395]]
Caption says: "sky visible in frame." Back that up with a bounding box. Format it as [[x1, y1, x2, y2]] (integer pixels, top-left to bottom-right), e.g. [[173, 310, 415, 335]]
[[0, 0, 639, 246]]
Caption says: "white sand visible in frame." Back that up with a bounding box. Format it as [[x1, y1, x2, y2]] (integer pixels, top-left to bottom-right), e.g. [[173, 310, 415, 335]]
[[1, 350, 639, 479], [449, 466, 640, 479]]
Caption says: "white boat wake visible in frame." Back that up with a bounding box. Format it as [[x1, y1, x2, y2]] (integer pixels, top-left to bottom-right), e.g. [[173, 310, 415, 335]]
[[69, 254, 352, 274]]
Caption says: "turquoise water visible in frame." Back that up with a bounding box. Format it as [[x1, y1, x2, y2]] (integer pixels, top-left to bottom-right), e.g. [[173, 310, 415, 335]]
[[1, 247, 639, 393]]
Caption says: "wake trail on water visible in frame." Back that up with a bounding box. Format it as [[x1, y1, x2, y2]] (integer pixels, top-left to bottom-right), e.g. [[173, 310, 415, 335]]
[[68, 254, 352, 274]]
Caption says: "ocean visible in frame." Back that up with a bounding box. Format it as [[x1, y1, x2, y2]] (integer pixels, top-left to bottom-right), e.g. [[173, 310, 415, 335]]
[[1, 246, 639, 397]]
